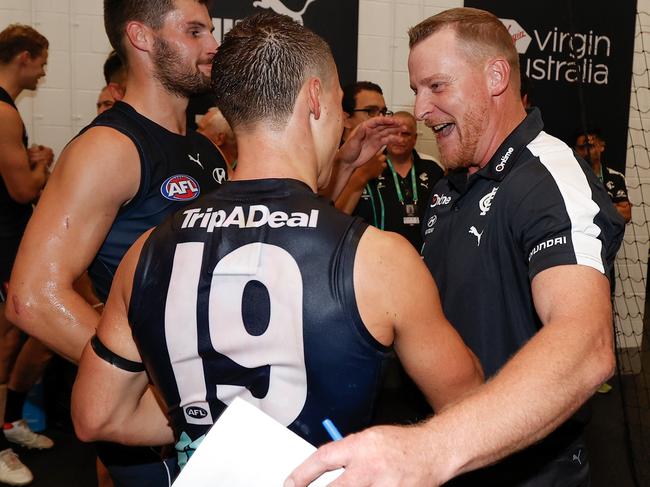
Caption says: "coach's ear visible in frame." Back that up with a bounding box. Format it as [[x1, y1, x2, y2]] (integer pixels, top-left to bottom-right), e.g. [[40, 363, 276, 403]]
[[486, 57, 510, 97], [307, 77, 322, 120]]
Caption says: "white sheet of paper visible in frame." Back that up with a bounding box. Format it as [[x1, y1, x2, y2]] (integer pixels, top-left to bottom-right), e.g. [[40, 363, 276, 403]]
[[172, 397, 343, 487]]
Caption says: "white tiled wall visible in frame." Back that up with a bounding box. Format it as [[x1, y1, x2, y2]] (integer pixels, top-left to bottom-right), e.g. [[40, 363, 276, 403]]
[[1, 0, 648, 346], [358, 0, 462, 159], [1, 0, 109, 156]]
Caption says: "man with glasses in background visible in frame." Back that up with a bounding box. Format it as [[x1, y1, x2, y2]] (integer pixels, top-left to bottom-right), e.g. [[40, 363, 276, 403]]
[[335, 81, 392, 213]]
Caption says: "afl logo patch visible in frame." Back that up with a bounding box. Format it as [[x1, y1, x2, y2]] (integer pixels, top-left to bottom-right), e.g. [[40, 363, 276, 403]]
[[161, 175, 200, 201], [185, 406, 208, 419]]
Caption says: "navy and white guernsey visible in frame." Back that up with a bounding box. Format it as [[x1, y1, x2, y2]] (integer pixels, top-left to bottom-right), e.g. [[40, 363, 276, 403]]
[[129, 179, 390, 450], [80, 101, 228, 300]]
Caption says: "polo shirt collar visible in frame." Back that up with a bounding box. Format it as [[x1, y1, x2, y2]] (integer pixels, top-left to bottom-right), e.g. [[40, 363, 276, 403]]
[[478, 107, 544, 181], [444, 108, 544, 193]]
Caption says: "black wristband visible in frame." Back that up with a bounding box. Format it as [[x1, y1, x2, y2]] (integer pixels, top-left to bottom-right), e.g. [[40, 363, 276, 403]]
[[90, 334, 146, 373]]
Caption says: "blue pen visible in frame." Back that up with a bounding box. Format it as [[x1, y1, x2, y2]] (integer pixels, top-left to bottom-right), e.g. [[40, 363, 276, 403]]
[[322, 418, 343, 441]]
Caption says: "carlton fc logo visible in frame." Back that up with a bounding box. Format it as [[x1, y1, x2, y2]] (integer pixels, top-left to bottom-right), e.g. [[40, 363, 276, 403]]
[[161, 175, 200, 201]]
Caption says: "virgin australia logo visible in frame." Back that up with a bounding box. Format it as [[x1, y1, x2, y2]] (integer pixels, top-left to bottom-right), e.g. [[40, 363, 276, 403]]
[[253, 0, 318, 25], [500, 19, 531, 54]]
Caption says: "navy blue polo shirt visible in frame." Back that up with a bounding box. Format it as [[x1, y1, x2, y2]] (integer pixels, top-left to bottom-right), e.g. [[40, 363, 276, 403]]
[[421, 108, 624, 378]]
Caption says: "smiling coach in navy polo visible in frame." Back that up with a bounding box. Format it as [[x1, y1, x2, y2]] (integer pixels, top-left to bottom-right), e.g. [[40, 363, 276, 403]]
[[286, 7, 624, 487], [411, 8, 624, 486]]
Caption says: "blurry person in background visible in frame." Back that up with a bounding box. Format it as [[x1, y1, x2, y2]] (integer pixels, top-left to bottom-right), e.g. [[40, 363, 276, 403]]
[[0, 23, 54, 487], [197, 106, 237, 173]]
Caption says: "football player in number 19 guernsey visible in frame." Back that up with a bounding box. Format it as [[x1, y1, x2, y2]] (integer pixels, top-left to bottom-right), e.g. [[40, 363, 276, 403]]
[[71, 11, 483, 479]]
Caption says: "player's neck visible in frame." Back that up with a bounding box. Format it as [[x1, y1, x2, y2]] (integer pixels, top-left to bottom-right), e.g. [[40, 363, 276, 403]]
[[233, 131, 318, 192], [389, 152, 413, 177], [476, 95, 527, 170], [121, 73, 189, 135]]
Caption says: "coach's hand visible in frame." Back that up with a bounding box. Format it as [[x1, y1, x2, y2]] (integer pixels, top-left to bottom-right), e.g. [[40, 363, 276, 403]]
[[285, 424, 445, 487]]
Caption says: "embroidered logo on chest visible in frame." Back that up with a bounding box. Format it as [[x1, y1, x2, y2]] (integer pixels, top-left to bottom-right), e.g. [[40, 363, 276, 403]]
[[430, 193, 452, 208], [212, 167, 227, 184], [479, 187, 499, 216], [188, 153, 203, 169], [469, 226, 484, 246], [419, 172, 429, 190]]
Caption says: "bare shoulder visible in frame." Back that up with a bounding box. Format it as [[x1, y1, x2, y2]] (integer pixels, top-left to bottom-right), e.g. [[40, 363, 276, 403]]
[[356, 226, 424, 276], [354, 226, 435, 345], [0, 101, 21, 121], [51, 126, 141, 201], [0, 103, 24, 140], [58, 125, 139, 172]]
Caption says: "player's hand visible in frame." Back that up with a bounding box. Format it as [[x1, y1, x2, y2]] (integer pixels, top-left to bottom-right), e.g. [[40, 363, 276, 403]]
[[28, 144, 54, 168], [338, 116, 404, 170], [285, 424, 444, 487]]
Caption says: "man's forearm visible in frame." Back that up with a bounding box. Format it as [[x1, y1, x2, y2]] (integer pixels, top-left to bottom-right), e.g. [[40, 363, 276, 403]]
[[429, 317, 614, 481], [334, 169, 368, 214], [322, 153, 356, 201], [6, 160, 48, 204], [7, 286, 100, 363]]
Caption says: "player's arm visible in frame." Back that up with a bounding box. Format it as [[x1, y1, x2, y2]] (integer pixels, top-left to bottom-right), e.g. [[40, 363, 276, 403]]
[[72, 230, 174, 446], [324, 117, 403, 201], [334, 153, 386, 215], [0, 104, 49, 203], [354, 227, 483, 411], [285, 265, 613, 487], [6, 127, 140, 363]]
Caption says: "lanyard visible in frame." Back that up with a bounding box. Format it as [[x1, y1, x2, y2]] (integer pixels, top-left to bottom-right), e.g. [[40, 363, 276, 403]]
[[386, 157, 418, 205], [366, 183, 385, 230]]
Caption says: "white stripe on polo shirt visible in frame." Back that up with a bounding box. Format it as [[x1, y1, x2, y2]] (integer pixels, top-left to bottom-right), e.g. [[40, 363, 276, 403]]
[[527, 131, 605, 274]]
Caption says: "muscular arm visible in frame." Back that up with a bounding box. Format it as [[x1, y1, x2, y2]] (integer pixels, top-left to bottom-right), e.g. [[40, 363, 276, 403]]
[[354, 227, 483, 411], [334, 153, 386, 215], [6, 127, 140, 363], [0, 105, 48, 203], [72, 231, 174, 446], [286, 265, 614, 486]]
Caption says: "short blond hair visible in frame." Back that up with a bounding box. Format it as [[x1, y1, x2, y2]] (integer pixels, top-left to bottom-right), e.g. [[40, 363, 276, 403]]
[[409, 8, 519, 88]]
